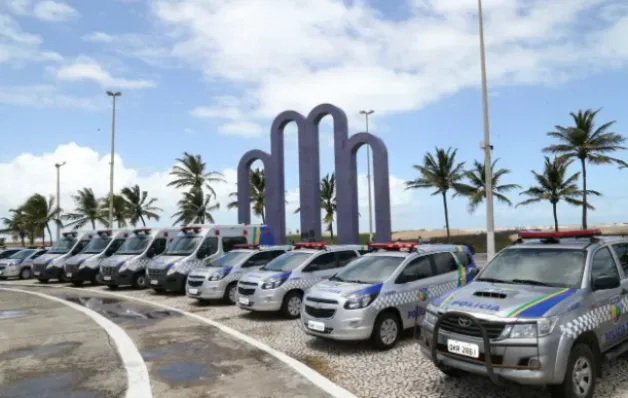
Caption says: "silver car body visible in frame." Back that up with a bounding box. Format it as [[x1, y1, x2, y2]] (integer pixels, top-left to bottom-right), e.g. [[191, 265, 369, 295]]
[[0, 248, 47, 278], [301, 243, 477, 341], [64, 229, 131, 282], [147, 224, 276, 292], [186, 245, 292, 301], [33, 231, 94, 281], [100, 228, 178, 287], [236, 244, 367, 313], [420, 233, 628, 390]]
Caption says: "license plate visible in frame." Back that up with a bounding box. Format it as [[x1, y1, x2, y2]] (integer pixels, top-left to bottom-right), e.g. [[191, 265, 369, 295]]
[[238, 296, 250, 305], [307, 320, 325, 332], [34, 271, 40, 276], [447, 339, 479, 358], [103, 276, 111, 281], [66, 273, 72, 278], [188, 288, 199, 295], [151, 280, 158, 285]]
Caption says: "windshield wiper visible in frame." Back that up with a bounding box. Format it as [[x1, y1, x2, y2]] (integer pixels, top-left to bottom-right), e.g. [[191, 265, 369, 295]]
[[510, 279, 558, 287], [329, 275, 344, 282], [345, 279, 371, 284], [476, 277, 514, 284]]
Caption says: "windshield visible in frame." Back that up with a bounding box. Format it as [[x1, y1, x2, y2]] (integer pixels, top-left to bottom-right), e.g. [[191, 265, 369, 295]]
[[163, 235, 202, 256], [208, 251, 251, 267], [261, 252, 312, 272], [82, 236, 112, 254], [116, 234, 151, 255], [331, 255, 404, 284], [477, 247, 587, 288], [9, 249, 35, 260], [49, 238, 78, 254]]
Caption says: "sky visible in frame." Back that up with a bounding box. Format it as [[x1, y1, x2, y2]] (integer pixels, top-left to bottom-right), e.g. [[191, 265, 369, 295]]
[[1, 0, 628, 235]]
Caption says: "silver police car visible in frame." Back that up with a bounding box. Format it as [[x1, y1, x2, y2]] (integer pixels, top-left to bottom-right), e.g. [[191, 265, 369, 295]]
[[302, 242, 477, 349]]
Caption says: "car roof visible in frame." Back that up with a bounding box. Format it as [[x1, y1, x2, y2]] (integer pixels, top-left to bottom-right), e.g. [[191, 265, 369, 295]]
[[511, 235, 628, 250]]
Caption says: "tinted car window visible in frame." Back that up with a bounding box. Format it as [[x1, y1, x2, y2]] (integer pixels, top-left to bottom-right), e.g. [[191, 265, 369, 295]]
[[243, 251, 284, 267], [151, 238, 167, 256], [432, 252, 457, 274], [306, 252, 337, 271], [395, 255, 433, 283], [612, 243, 628, 276], [336, 251, 358, 267], [590, 247, 620, 282], [222, 236, 248, 252]]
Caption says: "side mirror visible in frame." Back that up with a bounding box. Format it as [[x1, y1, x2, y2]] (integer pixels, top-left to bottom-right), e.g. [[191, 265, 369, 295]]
[[592, 275, 621, 291], [146, 248, 156, 258], [105, 248, 115, 256], [468, 268, 479, 279], [196, 249, 208, 259], [396, 273, 410, 284]]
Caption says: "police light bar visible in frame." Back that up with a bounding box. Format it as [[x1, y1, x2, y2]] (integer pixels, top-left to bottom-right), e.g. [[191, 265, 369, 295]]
[[62, 232, 77, 238], [233, 244, 259, 249], [369, 242, 418, 251], [134, 228, 151, 233], [181, 226, 201, 233], [519, 229, 602, 239], [97, 229, 112, 236], [293, 242, 328, 249]]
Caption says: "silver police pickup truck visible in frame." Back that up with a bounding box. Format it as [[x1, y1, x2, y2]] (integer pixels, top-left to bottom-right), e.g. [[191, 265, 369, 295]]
[[420, 229, 628, 398]]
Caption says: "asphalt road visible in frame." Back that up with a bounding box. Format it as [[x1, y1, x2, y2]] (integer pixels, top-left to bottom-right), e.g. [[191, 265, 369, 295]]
[[0, 287, 332, 398]]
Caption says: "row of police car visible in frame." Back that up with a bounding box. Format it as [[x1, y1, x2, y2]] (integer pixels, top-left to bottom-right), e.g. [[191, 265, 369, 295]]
[[5, 224, 628, 398]]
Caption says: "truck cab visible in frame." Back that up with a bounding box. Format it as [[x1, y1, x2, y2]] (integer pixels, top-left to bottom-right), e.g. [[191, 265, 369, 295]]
[[33, 231, 92, 283], [302, 242, 477, 349], [147, 224, 275, 293], [420, 229, 628, 398]]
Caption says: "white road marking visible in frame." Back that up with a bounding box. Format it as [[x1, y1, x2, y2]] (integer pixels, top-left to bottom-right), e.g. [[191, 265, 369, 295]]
[[0, 287, 153, 398], [1, 283, 358, 398]]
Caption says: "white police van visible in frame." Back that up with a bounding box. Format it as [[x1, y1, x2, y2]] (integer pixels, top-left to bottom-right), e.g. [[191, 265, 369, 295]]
[[33, 231, 92, 283]]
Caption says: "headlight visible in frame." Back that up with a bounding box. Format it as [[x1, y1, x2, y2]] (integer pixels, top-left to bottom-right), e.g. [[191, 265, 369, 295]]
[[166, 265, 177, 275], [344, 291, 379, 310], [424, 312, 438, 325], [507, 317, 559, 338], [261, 277, 287, 289], [209, 271, 229, 281]]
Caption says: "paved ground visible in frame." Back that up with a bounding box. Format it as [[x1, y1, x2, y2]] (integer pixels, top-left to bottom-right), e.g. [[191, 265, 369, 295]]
[[0, 287, 331, 398], [4, 275, 628, 398]]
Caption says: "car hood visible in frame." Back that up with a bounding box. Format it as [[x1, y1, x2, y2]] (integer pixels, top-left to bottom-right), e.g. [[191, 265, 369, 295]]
[[65, 253, 97, 266], [149, 255, 188, 270], [34, 252, 66, 265], [307, 280, 376, 298], [0, 259, 20, 267], [430, 281, 578, 319], [240, 269, 290, 284], [102, 254, 137, 267]]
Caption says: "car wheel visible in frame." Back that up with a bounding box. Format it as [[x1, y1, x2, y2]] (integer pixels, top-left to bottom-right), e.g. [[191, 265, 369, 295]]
[[224, 283, 237, 304], [19, 268, 32, 280], [132, 273, 147, 289], [59, 272, 68, 283], [71, 281, 83, 287], [38, 278, 49, 284], [548, 343, 596, 398], [371, 311, 401, 350], [281, 291, 302, 319]]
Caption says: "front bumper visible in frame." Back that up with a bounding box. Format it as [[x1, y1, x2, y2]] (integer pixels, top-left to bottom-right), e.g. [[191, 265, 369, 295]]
[[235, 282, 284, 311], [65, 265, 98, 282], [420, 311, 561, 385], [101, 266, 134, 286], [147, 270, 187, 292], [186, 277, 227, 300], [33, 265, 63, 280], [0, 265, 19, 278], [301, 304, 375, 340]]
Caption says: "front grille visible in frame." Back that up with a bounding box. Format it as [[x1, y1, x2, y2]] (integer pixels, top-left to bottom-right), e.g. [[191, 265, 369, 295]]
[[34, 263, 47, 273], [188, 280, 203, 287], [148, 269, 167, 278], [306, 297, 338, 304], [101, 266, 119, 277], [238, 287, 255, 296], [65, 264, 79, 273], [439, 315, 506, 339], [305, 306, 335, 318], [239, 281, 257, 287], [188, 274, 205, 280]]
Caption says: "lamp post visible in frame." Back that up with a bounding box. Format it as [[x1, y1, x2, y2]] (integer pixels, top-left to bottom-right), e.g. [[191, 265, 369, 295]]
[[106, 90, 121, 229], [54, 161, 66, 241], [359, 109, 375, 242], [477, 0, 495, 260]]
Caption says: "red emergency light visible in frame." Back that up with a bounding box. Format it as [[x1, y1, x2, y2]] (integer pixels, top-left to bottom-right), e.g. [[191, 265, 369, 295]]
[[519, 229, 601, 239], [234, 244, 259, 249], [215, 229, 220, 236], [293, 242, 327, 249], [369, 242, 418, 251]]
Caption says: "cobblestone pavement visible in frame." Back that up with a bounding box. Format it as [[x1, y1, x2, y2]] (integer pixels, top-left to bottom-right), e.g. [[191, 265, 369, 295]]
[[5, 279, 628, 398]]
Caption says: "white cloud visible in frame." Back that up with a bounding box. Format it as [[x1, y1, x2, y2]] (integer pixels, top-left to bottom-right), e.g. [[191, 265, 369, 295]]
[[0, 14, 63, 66], [0, 85, 102, 109], [54, 56, 157, 90], [82, 32, 114, 43], [148, 0, 628, 122], [218, 121, 265, 138], [5, 0, 78, 22]]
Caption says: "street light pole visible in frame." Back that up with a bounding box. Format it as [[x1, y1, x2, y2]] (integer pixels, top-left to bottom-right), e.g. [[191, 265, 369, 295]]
[[106, 91, 121, 229], [477, 0, 495, 260], [54, 161, 66, 241], [359, 110, 375, 242]]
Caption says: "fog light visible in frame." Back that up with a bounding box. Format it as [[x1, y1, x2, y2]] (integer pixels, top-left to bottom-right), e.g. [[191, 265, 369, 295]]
[[528, 357, 541, 368], [349, 320, 361, 328]]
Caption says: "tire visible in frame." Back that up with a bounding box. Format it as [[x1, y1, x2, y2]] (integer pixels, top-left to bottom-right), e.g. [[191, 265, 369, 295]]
[[223, 282, 237, 304], [107, 284, 119, 290], [132, 273, 148, 289], [179, 276, 188, 294], [19, 268, 32, 280], [371, 311, 401, 350], [59, 272, 68, 283], [71, 281, 83, 287], [38, 278, 49, 284], [548, 343, 596, 398], [281, 291, 303, 319]]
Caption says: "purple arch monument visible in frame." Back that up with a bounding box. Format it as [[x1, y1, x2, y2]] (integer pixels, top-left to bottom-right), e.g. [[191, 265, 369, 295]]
[[237, 103, 392, 244]]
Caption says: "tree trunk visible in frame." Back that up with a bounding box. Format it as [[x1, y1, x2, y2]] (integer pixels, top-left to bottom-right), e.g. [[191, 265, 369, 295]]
[[580, 157, 587, 229], [20, 234, 25, 247], [329, 223, 334, 242], [442, 191, 451, 239], [91, 220, 96, 230], [47, 226, 53, 246], [42, 229, 45, 244], [261, 208, 266, 224], [552, 202, 559, 232], [140, 215, 146, 226]]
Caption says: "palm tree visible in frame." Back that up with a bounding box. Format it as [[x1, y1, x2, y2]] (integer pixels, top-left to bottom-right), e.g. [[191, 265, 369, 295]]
[[404, 147, 466, 238], [455, 159, 522, 213], [543, 108, 627, 228], [293, 173, 344, 241], [101, 194, 128, 228], [63, 188, 108, 230], [168, 152, 225, 197], [172, 189, 220, 225], [121, 185, 162, 227], [1, 209, 28, 247], [227, 168, 266, 223], [516, 157, 600, 231], [21, 194, 62, 245]]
